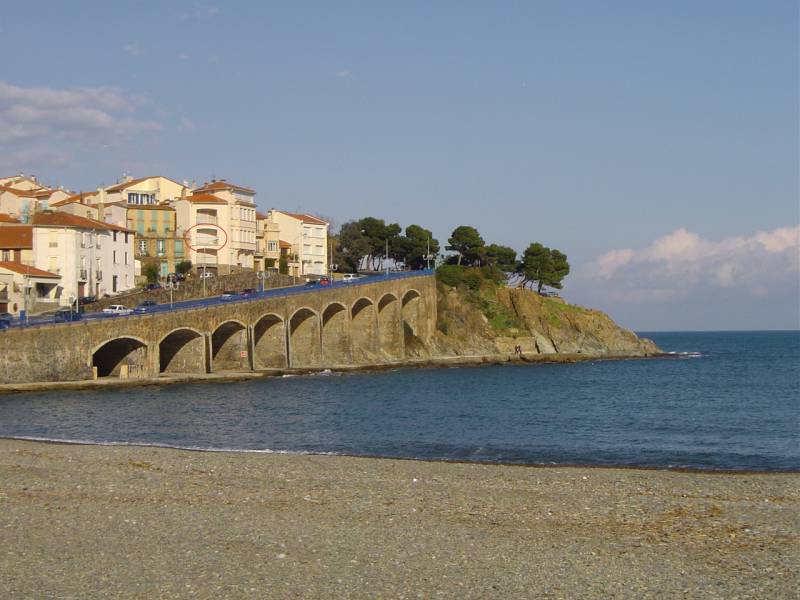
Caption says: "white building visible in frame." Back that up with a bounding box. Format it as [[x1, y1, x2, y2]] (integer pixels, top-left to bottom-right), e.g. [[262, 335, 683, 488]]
[[266, 210, 329, 276], [31, 212, 135, 303]]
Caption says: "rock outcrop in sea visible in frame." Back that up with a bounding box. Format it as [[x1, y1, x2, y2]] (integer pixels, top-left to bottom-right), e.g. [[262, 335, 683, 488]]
[[431, 281, 660, 358]]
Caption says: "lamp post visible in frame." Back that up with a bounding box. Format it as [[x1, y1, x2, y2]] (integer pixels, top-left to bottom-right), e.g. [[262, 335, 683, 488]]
[[165, 278, 178, 309], [256, 270, 267, 293]]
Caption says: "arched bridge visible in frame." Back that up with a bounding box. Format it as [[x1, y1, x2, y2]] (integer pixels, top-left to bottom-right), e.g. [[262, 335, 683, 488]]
[[0, 273, 436, 384]]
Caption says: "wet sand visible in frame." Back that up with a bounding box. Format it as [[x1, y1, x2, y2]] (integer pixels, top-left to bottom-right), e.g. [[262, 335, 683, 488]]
[[1, 439, 797, 599]]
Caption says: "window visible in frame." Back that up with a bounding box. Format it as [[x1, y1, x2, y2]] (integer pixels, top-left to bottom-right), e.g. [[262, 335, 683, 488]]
[[315, 245, 324, 255], [315, 227, 323, 237], [138, 240, 147, 254], [112, 250, 117, 264], [124, 232, 129, 243], [48, 256, 58, 272], [1, 250, 9, 261], [175, 240, 184, 256], [267, 241, 277, 252], [113, 231, 117, 242], [128, 193, 139, 204], [156, 240, 165, 256], [124, 252, 129, 265]]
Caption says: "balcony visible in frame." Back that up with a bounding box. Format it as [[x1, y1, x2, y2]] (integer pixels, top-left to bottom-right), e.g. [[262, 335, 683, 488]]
[[196, 214, 218, 226], [79, 269, 88, 281], [96, 271, 103, 281]]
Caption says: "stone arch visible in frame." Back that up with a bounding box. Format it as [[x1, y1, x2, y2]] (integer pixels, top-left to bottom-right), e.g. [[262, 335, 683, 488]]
[[351, 296, 379, 363], [322, 302, 351, 365], [288, 307, 321, 368], [253, 313, 286, 369], [377, 292, 402, 359], [402, 289, 428, 356], [91, 336, 148, 378], [211, 320, 249, 371], [159, 327, 206, 374]]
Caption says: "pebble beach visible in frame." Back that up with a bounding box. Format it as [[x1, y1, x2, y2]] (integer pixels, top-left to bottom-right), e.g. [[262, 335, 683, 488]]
[[1, 439, 797, 599]]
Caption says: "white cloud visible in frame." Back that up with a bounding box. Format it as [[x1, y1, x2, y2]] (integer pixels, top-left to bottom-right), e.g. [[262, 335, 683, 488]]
[[123, 42, 142, 56], [0, 80, 160, 171], [178, 4, 220, 20], [580, 226, 800, 303]]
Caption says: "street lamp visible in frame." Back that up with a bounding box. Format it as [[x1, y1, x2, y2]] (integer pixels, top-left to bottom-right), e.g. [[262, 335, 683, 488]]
[[164, 278, 179, 309], [256, 270, 268, 293]]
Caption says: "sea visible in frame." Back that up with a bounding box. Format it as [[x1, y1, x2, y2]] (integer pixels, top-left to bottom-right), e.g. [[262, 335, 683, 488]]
[[0, 331, 797, 472]]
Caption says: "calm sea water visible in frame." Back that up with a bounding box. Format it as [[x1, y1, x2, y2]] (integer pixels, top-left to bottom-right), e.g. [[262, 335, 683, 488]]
[[0, 331, 797, 471]]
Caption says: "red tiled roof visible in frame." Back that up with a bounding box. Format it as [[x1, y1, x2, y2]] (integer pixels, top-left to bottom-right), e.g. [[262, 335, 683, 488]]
[[0, 213, 19, 223], [281, 211, 328, 226], [105, 176, 187, 193], [0, 226, 32, 249], [0, 185, 40, 198], [278, 239, 293, 249], [185, 193, 227, 205], [256, 211, 268, 220], [0, 261, 60, 279], [195, 180, 255, 195], [32, 212, 132, 233], [51, 192, 99, 207]]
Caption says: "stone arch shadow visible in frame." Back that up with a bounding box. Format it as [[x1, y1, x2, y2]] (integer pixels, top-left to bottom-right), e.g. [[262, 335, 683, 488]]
[[159, 327, 206, 374], [377, 292, 402, 359], [211, 320, 249, 371], [401, 289, 428, 357], [322, 302, 350, 365], [351, 296, 379, 363], [253, 313, 287, 369], [90, 336, 148, 378], [288, 307, 321, 368]]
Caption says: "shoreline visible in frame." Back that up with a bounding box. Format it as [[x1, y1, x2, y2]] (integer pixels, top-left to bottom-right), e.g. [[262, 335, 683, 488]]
[[0, 351, 666, 395], [1, 435, 796, 476], [1, 438, 797, 598]]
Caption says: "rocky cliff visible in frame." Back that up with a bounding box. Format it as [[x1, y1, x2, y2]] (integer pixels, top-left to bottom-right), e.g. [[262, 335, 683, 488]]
[[432, 280, 660, 358]]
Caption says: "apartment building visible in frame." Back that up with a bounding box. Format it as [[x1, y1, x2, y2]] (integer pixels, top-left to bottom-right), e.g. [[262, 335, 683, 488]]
[[266, 210, 329, 276], [127, 205, 185, 279], [172, 180, 257, 274], [30, 212, 135, 304], [0, 225, 59, 315]]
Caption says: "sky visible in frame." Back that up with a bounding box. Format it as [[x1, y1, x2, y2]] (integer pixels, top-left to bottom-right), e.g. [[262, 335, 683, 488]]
[[1, 1, 797, 330]]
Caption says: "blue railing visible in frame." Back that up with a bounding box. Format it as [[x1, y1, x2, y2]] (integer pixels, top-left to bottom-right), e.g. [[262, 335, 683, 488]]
[[0, 270, 434, 331]]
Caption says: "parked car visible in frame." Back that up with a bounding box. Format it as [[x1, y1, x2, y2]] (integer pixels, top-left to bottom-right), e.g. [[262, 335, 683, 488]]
[[240, 288, 257, 297], [146, 282, 162, 291], [79, 295, 97, 305], [102, 305, 133, 316], [342, 273, 361, 283], [319, 276, 331, 286], [221, 290, 237, 300], [53, 308, 82, 322], [134, 300, 157, 313], [0, 312, 12, 329], [199, 271, 215, 279], [304, 279, 319, 288]]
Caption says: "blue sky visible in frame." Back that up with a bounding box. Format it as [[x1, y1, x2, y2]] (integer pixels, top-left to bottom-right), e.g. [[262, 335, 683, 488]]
[[1, 1, 797, 330]]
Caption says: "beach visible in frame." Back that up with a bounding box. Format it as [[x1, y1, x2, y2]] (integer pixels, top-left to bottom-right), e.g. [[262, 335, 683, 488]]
[[1, 439, 797, 599]]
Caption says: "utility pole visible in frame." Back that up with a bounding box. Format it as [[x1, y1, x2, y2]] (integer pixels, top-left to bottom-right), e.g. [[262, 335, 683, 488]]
[[385, 237, 389, 276]]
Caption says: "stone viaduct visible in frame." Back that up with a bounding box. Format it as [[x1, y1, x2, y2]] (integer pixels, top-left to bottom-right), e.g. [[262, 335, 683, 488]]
[[0, 274, 437, 384]]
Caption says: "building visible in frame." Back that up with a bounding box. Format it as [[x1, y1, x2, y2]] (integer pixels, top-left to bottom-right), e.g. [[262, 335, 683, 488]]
[[100, 175, 189, 206], [30, 212, 135, 303], [0, 225, 60, 315], [127, 205, 185, 279], [172, 179, 257, 274], [50, 193, 101, 220], [266, 210, 329, 276]]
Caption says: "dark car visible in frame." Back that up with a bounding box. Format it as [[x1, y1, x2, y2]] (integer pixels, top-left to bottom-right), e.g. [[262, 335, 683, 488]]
[[304, 279, 319, 288], [53, 308, 83, 322], [146, 283, 162, 291], [240, 288, 257, 297], [0, 312, 12, 329], [221, 290, 237, 300], [134, 300, 157, 313], [79, 295, 97, 305]]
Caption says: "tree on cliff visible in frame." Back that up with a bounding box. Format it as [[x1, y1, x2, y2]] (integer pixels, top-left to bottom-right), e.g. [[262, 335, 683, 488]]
[[518, 243, 570, 293], [484, 244, 517, 272], [446, 226, 485, 265], [400, 224, 439, 269]]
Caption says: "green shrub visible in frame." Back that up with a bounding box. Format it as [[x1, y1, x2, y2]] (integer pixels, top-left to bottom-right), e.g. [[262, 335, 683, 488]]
[[436, 264, 464, 287], [462, 269, 483, 291]]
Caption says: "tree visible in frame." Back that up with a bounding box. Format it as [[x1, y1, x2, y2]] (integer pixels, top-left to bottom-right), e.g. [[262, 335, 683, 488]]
[[517, 243, 570, 293], [338, 221, 372, 272], [484, 244, 517, 272], [143, 261, 160, 284], [175, 260, 192, 275], [278, 255, 289, 275], [446, 226, 485, 266], [399, 224, 439, 269]]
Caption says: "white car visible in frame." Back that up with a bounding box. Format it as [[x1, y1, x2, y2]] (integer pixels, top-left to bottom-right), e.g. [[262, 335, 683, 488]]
[[342, 273, 361, 283], [102, 304, 133, 316]]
